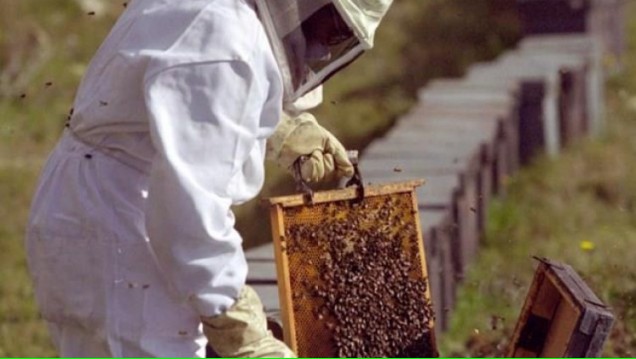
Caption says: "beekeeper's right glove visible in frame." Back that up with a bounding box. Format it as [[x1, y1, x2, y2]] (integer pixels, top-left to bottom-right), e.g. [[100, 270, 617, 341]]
[[267, 112, 354, 182], [201, 286, 295, 358]]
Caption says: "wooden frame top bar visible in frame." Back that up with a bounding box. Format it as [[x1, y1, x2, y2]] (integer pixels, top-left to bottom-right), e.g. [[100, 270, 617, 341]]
[[266, 179, 425, 208]]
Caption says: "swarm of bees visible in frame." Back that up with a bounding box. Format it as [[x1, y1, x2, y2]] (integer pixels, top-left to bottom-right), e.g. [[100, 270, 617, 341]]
[[283, 194, 437, 357]]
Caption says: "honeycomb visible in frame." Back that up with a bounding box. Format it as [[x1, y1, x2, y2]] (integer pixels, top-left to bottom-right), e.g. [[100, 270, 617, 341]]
[[269, 182, 437, 357]]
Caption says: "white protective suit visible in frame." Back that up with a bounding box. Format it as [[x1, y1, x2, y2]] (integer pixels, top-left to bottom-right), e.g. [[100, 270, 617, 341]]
[[25, 0, 393, 357], [26, 0, 281, 356]]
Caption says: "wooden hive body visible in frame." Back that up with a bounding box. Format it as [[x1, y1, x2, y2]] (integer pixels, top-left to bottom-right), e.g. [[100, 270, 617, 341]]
[[508, 257, 614, 357]]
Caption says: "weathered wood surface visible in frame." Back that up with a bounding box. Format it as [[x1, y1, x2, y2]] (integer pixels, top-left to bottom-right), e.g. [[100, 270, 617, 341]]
[[508, 258, 614, 357]]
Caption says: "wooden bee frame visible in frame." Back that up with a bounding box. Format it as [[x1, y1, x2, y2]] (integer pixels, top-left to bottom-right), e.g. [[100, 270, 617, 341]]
[[508, 257, 614, 357], [267, 180, 438, 357]]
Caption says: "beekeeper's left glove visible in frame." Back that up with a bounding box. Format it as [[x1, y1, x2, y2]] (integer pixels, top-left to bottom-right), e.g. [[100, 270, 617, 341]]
[[201, 286, 295, 358], [267, 112, 354, 182]]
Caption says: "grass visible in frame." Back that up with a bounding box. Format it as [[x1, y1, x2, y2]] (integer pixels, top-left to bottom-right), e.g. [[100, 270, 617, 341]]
[[438, 4, 636, 357], [0, 2, 123, 355], [0, 167, 52, 357], [0, 0, 519, 356]]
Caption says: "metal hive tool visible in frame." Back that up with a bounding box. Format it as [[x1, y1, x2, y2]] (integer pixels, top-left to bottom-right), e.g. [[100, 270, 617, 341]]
[[267, 173, 438, 357]]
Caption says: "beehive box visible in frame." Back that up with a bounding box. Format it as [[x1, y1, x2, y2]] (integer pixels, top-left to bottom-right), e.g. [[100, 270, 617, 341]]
[[396, 107, 512, 195], [508, 257, 614, 357], [470, 57, 562, 160], [267, 180, 438, 358], [415, 95, 520, 175], [519, 35, 605, 135], [386, 109, 501, 233], [419, 208, 456, 331]]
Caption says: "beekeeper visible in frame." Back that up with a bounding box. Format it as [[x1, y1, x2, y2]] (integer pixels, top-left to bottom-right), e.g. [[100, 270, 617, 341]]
[[25, 0, 392, 357]]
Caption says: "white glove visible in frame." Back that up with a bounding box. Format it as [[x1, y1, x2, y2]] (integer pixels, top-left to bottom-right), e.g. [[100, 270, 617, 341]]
[[201, 286, 295, 358], [267, 112, 354, 182]]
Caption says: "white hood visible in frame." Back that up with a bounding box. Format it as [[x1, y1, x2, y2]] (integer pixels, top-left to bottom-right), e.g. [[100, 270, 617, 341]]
[[255, 0, 393, 107]]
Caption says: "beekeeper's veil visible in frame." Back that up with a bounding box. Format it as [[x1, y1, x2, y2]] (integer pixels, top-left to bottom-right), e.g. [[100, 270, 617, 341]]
[[255, 0, 393, 108]]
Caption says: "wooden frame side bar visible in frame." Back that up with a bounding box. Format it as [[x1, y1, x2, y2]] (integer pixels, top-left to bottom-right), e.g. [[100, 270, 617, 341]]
[[269, 204, 298, 352]]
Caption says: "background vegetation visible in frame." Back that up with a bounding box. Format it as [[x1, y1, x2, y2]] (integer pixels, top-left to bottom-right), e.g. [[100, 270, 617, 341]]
[[16, 0, 636, 356], [439, 3, 636, 356]]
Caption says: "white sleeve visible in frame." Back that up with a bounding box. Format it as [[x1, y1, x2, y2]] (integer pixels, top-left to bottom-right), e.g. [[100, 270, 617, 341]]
[[143, 60, 263, 317]]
